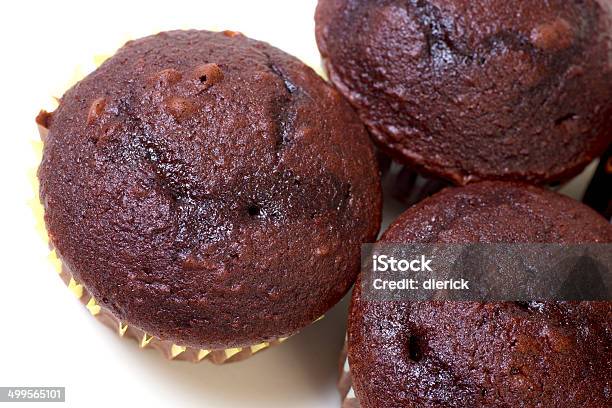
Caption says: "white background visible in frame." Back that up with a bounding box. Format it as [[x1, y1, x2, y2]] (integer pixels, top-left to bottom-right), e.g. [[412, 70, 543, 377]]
[[0, 1, 596, 407]]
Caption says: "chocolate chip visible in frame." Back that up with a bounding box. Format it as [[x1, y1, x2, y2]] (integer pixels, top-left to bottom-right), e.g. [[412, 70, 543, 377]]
[[149, 68, 182, 87], [164, 96, 195, 121], [193, 63, 224, 89], [87, 97, 106, 124], [222, 30, 242, 38]]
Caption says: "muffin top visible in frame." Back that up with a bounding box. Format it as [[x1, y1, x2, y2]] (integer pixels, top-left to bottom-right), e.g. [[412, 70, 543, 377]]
[[316, 0, 612, 184], [348, 182, 612, 407], [38, 30, 381, 349]]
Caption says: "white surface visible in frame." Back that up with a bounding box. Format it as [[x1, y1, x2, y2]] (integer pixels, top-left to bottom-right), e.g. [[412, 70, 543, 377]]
[[0, 1, 596, 407]]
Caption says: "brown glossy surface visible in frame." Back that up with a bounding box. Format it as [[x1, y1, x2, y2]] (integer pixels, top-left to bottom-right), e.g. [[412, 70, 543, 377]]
[[38, 30, 382, 349], [348, 182, 612, 407], [316, 0, 612, 184]]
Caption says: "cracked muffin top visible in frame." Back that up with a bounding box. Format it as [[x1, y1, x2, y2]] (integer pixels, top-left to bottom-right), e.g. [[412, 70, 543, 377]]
[[348, 182, 612, 407], [37, 30, 382, 349], [315, 0, 612, 184]]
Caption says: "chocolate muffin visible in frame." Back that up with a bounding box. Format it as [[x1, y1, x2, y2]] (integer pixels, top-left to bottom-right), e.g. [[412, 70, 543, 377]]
[[38, 30, 382, 352], [315, 0, 612, 185], [348, 182, 612, 407]]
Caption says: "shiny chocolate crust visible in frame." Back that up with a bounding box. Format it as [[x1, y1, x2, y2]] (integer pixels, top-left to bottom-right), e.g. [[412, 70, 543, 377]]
[[315, 0, 612, 185], [348, 182, 612, 407], [38, 30, 382, 349]]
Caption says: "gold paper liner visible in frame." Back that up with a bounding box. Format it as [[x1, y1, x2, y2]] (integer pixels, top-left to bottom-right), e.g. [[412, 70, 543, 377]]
[[48, 247, 296, 364], [338, 337, 361, 408]]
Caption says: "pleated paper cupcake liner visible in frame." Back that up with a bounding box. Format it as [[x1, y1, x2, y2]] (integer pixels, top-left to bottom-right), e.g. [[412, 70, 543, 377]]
[[47, 247, 289, 364], [338, 337, 360, 408]]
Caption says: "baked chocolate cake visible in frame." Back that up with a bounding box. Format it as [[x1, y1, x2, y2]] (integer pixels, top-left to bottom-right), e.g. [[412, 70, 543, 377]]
[[348, 182, 612, 407], [38, 30, 382, 351], [316, 0, 612, 184]]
